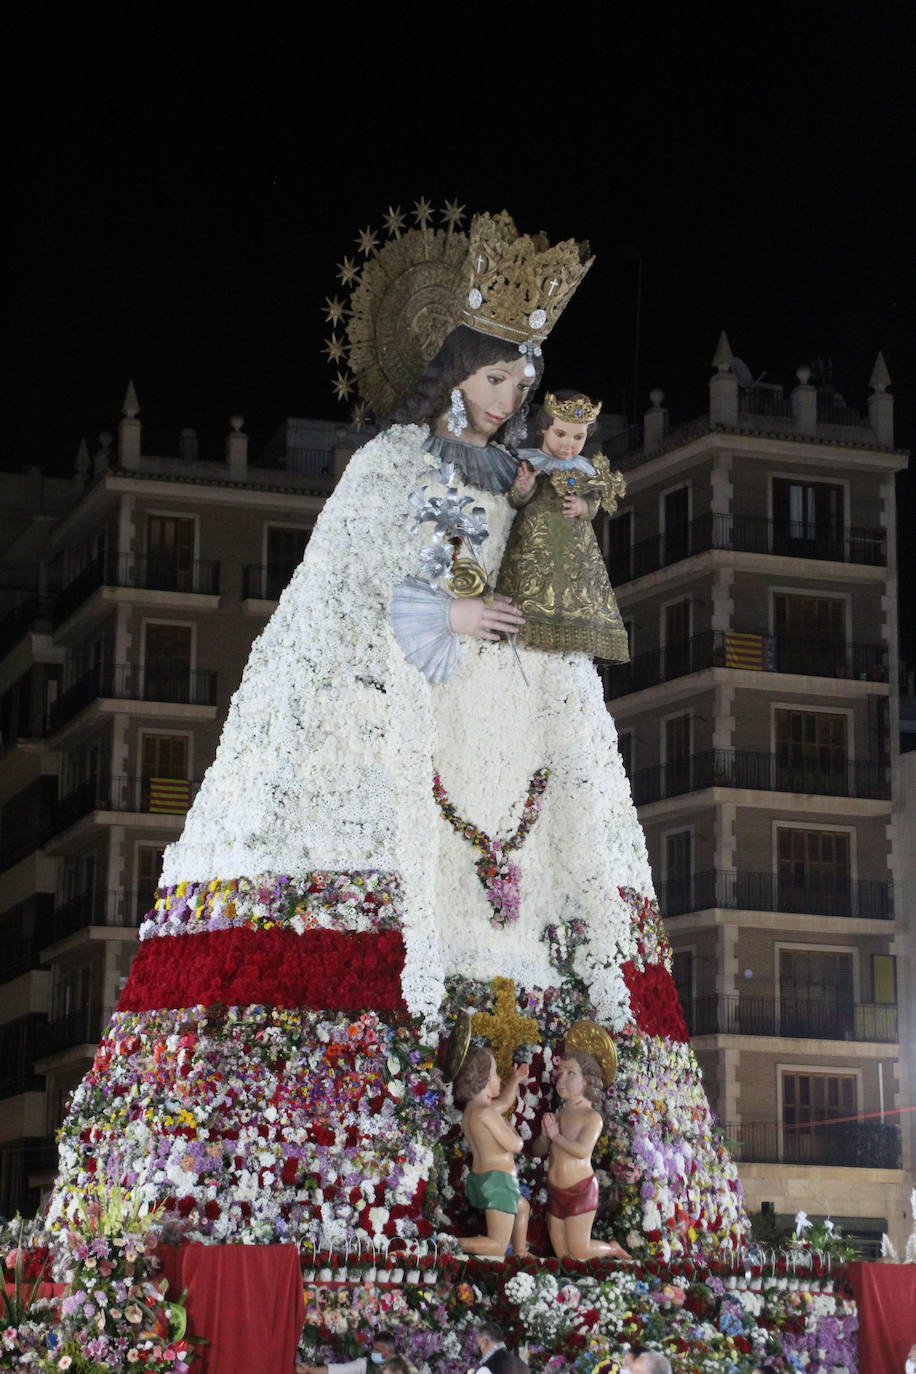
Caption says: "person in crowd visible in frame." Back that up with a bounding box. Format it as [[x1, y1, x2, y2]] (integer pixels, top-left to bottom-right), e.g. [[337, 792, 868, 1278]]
[[631, 1353, 672, 1374], [298, 1329, 397, 1374], [474, 1319, 530, 1373]]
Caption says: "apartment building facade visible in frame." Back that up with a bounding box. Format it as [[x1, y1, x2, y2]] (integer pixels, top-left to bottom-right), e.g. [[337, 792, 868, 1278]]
[[0, 390, 358, 1216], [600, 339, 910, 1251]]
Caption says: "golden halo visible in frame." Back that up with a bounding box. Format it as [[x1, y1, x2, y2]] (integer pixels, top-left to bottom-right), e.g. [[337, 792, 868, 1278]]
[[565, 1019, 618, 1088], [442, 1009, 473, 1083], [344, 224, 469, 419]]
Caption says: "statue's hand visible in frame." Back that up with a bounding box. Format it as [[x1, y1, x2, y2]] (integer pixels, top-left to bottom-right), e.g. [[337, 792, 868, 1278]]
[[562, 493, 589, 519], [513, 461, 536, 494], [542, 1112, 559, 1140], [449, 594, 524, 641], [511, 1062, 530, 1088]]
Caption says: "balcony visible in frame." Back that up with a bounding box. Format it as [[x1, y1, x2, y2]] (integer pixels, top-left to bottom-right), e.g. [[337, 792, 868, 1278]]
[[2, 939, 44, 982], [54, 773, 198, 832], [722, 1119, 901, 1170], [36, 1005, 111, 1058], [601, 629, 888, 696], [607, 512, 886, 585], [44, 889, 151, 944], [49, 662, 218, 732], [0, 594, 55, 656], [243, 563, 301, 601], [54, 553, 221, 625], [684, 994, 897, 1042], [630, 749, 890, 805], [660, 868, 893, 920]]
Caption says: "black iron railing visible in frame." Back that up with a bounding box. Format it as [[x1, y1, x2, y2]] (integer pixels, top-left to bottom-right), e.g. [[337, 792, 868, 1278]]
[[242, 562, 302, 601], [44, 890, 150, 944], [660, 869, 893, 920], [49, 663, 218, 732], [684, 994, 897, 1043], [631, 750, 890, 805], [54, 554, 220, 624], [54, 774, 198, 832], [36, 1005, 113, 1059], [721, 1120, 901, 1169], [601, 630, 888, 697], [607, 512, 886, 584]]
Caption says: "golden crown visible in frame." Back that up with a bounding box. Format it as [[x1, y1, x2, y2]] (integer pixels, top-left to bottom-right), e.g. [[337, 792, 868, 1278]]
[[460, 211, 593, 367], [544, 391, 602, 424]]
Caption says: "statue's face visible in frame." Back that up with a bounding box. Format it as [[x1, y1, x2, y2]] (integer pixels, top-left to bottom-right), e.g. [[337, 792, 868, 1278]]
[[459, 357, 532, 440], [555, 1056, 587, 1101], [542, 417, 588, 460]]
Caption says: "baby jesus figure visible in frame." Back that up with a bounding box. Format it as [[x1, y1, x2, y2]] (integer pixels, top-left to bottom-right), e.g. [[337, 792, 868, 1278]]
[[541, 1051, 629, 1261], [495, 390, 629, 662], [452, 1046, 530, 1257]]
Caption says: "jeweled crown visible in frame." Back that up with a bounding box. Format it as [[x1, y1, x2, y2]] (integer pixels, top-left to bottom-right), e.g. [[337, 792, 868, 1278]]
[[460, 211, 593, 361], [544, 391, 602, 424]]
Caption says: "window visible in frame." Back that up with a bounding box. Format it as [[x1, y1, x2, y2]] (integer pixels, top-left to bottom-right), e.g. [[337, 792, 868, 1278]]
[[663, 599, 691, 679], [147, 516, 195, 591], [782, 1071, 856, 1160], [664, 714, 691, 796], [776, 827, 850, 916], [607, 509, 632, 584], [137, 846, 165, 922], [140, 734, 190, 812], [778, 948, 853, 1036], [662, 486, 689, 564], [143, 624, 192, 703], [665, 830, 694, 914], [772, 478, 844, 558], [266, 527, 310, 600], [773, 593, 847, 675], [775, 708, 847, 793]]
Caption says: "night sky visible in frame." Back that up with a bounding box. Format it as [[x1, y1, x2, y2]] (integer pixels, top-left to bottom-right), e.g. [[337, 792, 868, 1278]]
[[6, 14, 914, 651]]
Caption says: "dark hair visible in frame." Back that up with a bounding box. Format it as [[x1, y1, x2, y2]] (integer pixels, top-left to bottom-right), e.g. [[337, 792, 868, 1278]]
[[558, 1050, 605, 1115], [452, 1045, 495, 1106], [372, 1331, 396, 1351], [381, 1358, 416, 1374], [478, 1320, 505, 1343], [388, 325, 545, 439], [535, 388, 599, 439]]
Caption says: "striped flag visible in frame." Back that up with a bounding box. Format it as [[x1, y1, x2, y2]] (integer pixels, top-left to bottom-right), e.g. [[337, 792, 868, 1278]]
[[148, 777, 191, 813], [724, 632, 773, 671]]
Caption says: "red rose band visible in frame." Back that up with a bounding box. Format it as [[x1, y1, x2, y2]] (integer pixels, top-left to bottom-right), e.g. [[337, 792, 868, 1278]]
[[116, 927, 408, 1014], [116, 925, 689, 1042]]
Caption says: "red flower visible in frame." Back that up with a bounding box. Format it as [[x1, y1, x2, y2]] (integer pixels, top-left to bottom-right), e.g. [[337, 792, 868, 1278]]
[[621, 960, 689, 1042]]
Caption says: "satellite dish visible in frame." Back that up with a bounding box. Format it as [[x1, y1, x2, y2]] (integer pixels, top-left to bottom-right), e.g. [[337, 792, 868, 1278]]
[[732, 357, 767, 391]]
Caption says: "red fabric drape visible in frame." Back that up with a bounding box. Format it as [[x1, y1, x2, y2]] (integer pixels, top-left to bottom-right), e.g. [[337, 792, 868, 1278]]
[[847, 1261, 916, 1373], [157, 1243, 303, 1374]]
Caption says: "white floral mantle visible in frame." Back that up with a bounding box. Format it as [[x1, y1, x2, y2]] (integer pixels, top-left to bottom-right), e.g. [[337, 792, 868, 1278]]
[[162, 425, 655, 1027]]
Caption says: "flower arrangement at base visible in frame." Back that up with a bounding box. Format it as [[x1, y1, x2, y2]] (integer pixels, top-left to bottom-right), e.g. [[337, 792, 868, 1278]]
[[1, 1187, 197, 1372]]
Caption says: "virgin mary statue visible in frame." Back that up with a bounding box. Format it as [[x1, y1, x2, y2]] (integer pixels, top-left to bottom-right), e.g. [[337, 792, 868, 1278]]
[[48, 210, 746, 1257]]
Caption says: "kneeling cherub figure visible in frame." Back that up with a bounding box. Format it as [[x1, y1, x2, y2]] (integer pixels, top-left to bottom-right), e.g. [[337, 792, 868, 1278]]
[[453, 1046, 530, 1257]]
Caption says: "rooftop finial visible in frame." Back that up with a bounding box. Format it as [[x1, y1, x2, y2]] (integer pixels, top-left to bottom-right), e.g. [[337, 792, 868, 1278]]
[[75, 438, 90, 476], [122, 380, 140, 418], [869, 351, 891, 392], [712, 331, 733, 373]]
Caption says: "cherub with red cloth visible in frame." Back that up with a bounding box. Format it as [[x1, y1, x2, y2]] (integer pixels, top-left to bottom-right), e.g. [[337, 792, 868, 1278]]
[[541, 1050, 629, 1261]]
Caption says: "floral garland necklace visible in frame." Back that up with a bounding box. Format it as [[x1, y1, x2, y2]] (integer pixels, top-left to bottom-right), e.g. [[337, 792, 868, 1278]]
[[432, 768, 549, 928]]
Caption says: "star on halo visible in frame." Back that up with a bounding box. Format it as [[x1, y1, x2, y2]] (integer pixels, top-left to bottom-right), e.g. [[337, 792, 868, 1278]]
[[323, 335, 347, 365], [337, 256, 359, 287], [441, 199, 466, 231], [333, 371, 355, 402], [355, 225, 379, 257], [324, 296, 346, 326], [412, 196, 434, 229], [383, 204, 406, 238]]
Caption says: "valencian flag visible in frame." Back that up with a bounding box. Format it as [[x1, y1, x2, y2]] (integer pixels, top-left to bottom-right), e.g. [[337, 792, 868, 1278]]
[[723, 632, 776, 671], [147, 777, 191, 813]]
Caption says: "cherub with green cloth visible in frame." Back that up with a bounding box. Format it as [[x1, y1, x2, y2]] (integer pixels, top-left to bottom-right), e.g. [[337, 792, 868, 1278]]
[[453, 1046, 530, 1257]]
